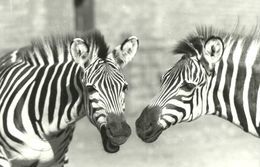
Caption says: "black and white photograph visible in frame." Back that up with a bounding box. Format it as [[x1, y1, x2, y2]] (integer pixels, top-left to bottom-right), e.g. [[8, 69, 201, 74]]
[[0, 0, 259, 167]]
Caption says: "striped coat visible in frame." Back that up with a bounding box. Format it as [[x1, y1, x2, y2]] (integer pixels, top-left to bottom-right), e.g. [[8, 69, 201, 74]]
[[136, 26, 260, 143], [0, 31, 139, 167]]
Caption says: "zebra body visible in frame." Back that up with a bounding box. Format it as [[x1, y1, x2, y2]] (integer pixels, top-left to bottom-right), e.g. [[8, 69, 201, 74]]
[[0, 31, 139, 166], [136, 26, 260, 143], [0, 60, 82, 166]]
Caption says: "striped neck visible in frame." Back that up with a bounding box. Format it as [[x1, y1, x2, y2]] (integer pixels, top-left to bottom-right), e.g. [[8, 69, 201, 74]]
[[207, 36, 260, 136], [36, 62, 87, 136]]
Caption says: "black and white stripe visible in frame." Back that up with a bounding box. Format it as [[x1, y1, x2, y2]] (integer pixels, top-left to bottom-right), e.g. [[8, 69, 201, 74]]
[[147, 27, 260, 137], [0, 31, 138, 166], [0, 49, 85, 167], [84, 58, 128, 127]]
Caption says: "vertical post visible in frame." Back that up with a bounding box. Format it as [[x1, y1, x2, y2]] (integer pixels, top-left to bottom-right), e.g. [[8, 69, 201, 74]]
[[74, 0, 95, 32]]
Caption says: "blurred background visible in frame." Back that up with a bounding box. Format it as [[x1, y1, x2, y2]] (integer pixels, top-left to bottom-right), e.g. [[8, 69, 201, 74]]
[[1, 0, 260, 166]]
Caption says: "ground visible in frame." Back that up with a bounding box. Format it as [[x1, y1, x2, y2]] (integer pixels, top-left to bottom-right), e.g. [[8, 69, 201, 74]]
[[69, 115, 260, 167]]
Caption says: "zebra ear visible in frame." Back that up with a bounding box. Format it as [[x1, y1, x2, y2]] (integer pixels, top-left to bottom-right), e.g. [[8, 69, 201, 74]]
[[70, 38, 90, 67], [201, 36, 224, 74], [110, 36, 139, 68]]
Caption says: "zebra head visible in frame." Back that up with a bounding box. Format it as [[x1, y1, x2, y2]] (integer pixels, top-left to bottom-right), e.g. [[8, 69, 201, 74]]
[[136, 36, 224, 143], [70, 34, 139, 152]]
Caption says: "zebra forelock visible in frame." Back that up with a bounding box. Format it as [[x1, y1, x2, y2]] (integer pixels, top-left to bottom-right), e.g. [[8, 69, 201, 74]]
[[173, 26, 260, 58]]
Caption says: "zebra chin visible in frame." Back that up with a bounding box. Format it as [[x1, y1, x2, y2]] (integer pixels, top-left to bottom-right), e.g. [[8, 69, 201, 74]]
[[135, 122, 163, 143], [137, 127, 163, 143]]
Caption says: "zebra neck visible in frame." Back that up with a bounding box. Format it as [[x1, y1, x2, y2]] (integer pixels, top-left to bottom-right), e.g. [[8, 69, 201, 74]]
[[35, 62, 87, 136], [206, 37, 260, 137]]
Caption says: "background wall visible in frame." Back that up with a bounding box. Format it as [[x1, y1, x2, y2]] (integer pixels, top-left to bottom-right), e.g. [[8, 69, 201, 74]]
[[0, 0, 260, 167], [0, 0, 74, 51]]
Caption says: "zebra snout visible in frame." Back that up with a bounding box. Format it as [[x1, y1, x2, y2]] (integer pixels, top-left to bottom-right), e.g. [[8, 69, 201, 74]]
[[106, 115, 131, 145], [107, 121, 131, 137], [135, 106, 163, 143]]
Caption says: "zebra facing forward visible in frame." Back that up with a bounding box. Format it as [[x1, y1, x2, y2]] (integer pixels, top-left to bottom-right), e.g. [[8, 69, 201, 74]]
[[136, 26, 260, 143], [0, 31, 139, 167]]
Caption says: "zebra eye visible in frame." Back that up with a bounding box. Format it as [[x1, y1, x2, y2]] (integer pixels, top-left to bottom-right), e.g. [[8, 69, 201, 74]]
[[181, 82, 196, 91], [123, 84, 128, 92], [86, 85, 97, 93]]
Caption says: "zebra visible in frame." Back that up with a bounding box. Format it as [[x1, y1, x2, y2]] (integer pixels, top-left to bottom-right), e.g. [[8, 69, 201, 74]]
[[0, 30, 139, 167], [136, 26, 260, 143]]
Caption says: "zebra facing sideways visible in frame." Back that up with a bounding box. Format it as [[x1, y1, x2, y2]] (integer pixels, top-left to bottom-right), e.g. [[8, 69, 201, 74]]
[[136, 26, 260, 143], [0, 30, 139, 167]]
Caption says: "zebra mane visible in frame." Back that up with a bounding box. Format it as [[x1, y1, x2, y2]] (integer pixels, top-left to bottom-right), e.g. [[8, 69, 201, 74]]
[[173, 25, 260, 56], [28, 30, 109, 63]]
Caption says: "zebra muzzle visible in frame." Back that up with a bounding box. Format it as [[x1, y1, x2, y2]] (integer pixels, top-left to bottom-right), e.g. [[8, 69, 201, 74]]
[[100, 121, 131, 153], [100, 125, 120, 153], [135, 106, 164, 143]]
